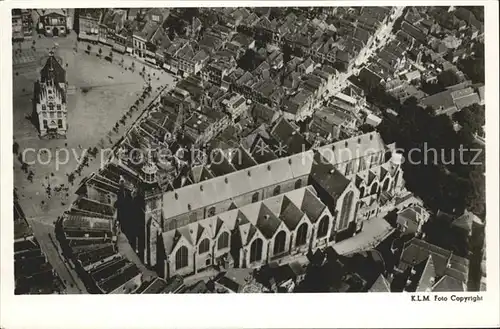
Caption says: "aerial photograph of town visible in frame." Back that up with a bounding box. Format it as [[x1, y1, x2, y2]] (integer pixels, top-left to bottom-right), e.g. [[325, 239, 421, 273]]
[[11, 6, 486, 294]]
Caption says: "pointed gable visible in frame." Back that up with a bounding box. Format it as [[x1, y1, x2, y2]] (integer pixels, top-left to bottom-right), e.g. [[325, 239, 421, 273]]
[[213, 217, 226, 237], [367, 170, 377, 185], [235, 211, 252, 245], [169, 227, 193, 254], [279, 196, 304, 230], [228, 202, 238, 211], [177, 226, 194, 246], [300, 188, 326, 223], [255, 204, 282, 239], [380, 165, 389, 181], [246, 224, 259, 245], [162, 230, 176, 254], [190, 165, 205, 184], [195, 223, 206, 243], [416, 256, 437, 292], [369, 274, 391, 292]]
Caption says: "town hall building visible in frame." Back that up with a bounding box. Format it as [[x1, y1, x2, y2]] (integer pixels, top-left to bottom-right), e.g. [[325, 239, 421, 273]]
[[33, 52, 68, 138]]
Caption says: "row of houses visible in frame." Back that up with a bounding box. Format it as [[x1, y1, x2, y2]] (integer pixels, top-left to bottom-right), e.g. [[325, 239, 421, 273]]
[[55, 177, 144, 294], [12, 9, 33, 41]]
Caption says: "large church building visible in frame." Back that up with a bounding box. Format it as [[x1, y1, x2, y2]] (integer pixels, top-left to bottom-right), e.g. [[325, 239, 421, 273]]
[[33, 52, 68, 138], [134, 132, 405, 279]]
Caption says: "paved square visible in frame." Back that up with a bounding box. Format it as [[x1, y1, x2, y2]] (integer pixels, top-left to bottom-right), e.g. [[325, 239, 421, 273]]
[[13, 32, 174, 221]]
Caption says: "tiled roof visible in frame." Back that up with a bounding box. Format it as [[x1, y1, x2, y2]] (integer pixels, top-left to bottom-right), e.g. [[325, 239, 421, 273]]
[[453, 92, 480, 110], [162, 186, 327, 250], [79, 8, 103, 20], [432, 275, 466, 292], [401, 21, 427, 42], [270, 117, 310, 155], [453, 7, 483, 32], [415, 256, 437, 292], [316, 132, 385, 169], [399, 238, 469, 283], [63, 214, 112, 232], [354, 27, 371, 44], [420, 89, 456, 113], [139, 277, 168, 294], [255, 204, 282, 239], [368, 274, 391, 292], [452, 210, 483, 232], [252, 102, 278, 124], [310, 153, 351, 199], [41, 55, 66, 84], [396, 205, 426, 234], [162, 149, 315, 220], [136, 20, 159, 41], [279, 197, 305, 230]]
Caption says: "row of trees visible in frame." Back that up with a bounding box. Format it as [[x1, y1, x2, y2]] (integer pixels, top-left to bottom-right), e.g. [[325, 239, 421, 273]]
[[457, 41, 485, 84], [353, 68, 485, 219], [376, 96, 485, 218], [112, 84, 152, 135], [84, 43, 152, 77]]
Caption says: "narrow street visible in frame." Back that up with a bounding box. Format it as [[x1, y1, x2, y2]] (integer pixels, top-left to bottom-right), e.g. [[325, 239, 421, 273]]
[[27, 218, 87, 293], [297, 6, 406, 120]]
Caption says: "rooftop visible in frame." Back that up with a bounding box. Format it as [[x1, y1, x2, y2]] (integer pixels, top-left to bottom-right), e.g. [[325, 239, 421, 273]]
[[162, 186, 329, 252]]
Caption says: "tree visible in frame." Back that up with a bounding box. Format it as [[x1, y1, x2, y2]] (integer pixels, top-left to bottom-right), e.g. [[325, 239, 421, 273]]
[[376, 91, 484, 217], [457, 42, 484, 84], [282, 42, 293, 65], [453, 104, 485, 136], [359, 123, 375, 133], [437, 70, 460, 88]]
